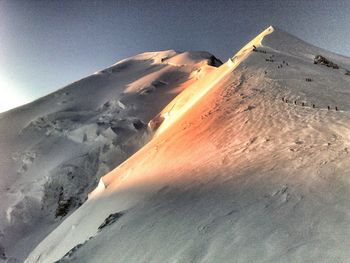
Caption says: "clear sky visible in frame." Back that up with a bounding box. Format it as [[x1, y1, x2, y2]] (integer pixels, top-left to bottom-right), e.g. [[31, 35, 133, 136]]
[[0, 0, 349, 112]]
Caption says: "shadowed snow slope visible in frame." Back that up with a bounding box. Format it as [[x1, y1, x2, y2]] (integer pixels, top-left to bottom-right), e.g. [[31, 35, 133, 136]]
[[0, 50, 220, 262], [8, 26, 350, 263]]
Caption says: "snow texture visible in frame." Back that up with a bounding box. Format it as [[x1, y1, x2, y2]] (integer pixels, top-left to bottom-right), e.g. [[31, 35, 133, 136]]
[[1, 26, 350, 263], [0, 50, 220, 262]]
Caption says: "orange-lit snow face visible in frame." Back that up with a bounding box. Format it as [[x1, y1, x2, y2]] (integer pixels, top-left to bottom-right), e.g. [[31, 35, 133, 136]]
[[101, 26, 276, 190], [155, 63, 234, 136], [153, 27, 275, 137]]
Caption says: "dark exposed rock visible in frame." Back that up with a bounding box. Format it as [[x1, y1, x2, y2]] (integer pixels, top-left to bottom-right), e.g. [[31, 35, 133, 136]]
[[98, 212, 124, 230], [208, 55, 223, 67], [314, 55, 339, 69], [54, 242, 86, 262], [133, 119, 146, 130], [55, 189, 73, 218]]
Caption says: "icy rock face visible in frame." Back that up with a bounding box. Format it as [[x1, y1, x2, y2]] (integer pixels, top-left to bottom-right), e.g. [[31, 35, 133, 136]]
[[0, 50, 220, 261], [42, 150, 101, 219], [26, 26, 350, 263]]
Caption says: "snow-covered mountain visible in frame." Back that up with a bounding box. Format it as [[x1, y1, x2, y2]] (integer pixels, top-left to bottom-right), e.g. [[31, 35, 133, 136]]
[[2, 26, 350, 262], [0, 50, 222, 262]]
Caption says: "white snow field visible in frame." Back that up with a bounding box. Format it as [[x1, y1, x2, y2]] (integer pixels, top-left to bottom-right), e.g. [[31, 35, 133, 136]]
[[0, 50, 222, 262], [1, 25, 350, 262]]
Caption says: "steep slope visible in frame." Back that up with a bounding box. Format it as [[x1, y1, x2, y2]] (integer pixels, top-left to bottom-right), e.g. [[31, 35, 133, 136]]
[[26, 26, 350, 263], [0, 50, 222, 262]]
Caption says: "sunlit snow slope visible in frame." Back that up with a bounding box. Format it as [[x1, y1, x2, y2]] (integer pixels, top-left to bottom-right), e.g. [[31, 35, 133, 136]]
[[25, 26, 350, 263], [0, 50, 221, 262]]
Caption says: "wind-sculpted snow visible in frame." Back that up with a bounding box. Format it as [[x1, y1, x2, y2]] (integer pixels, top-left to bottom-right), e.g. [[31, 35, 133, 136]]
[[0, 50, 220, 262], [24, 26, 350, 263], [2, 26, 350, 263]]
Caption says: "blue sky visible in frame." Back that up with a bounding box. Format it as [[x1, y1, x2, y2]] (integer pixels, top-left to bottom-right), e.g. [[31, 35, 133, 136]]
[[0, 0, 349, 112]]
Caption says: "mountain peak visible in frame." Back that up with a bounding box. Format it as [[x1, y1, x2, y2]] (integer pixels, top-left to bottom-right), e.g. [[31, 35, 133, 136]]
[[227, 25, 275, 62], [229, 26, 350, 69], [265, 25, 275, 32], [3, 23, 350, 263]]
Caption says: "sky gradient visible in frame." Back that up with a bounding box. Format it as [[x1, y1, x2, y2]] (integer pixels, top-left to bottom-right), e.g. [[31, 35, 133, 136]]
[[0, 0, 349, 112]]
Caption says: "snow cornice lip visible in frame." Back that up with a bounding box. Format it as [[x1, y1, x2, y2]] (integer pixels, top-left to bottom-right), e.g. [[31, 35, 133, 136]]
[[227, 25, 275, 63]]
